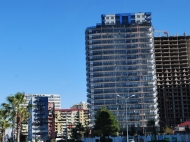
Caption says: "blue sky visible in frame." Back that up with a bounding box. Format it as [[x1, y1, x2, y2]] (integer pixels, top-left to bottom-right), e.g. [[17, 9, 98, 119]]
[[0, 0, 189, 108]]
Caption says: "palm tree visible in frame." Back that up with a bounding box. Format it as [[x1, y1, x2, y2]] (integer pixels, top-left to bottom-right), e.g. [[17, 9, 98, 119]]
[[147, 119, 157, 141], [0, 108, 13, 142], [2, 92, 31, 142]]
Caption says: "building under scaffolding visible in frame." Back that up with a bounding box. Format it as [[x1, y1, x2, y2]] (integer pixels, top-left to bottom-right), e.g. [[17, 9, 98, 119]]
[[154, 35, 190, 127], [85, 12, 159, 132]]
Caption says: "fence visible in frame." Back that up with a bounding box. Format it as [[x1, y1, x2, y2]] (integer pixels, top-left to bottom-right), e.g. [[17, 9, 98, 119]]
[[82, 134, 190, 142]]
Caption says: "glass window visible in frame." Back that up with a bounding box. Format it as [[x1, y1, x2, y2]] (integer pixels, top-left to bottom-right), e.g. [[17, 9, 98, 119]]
[[137, 15, 140, 18], [131, 15, 135, 19]]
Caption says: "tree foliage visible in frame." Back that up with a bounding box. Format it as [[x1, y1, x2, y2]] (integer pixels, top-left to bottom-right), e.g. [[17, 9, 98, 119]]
[[1, 92, 31, 142], [94, 106, 119, 137], [163, 126, 173, 134], [70, 122, 85, 141], [0, 108, 13, 142], [147, 119, 156, 127]]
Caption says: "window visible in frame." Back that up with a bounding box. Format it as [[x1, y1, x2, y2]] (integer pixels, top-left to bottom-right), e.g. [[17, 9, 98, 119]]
[[137, 15, 140, 18], [106, 17, 109, 19], [111, 16, 114, 19], [142, 15, 145, 18]]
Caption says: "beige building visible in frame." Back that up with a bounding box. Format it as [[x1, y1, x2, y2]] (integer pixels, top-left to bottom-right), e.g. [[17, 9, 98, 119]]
[[71, 101, 88, 109], [55, 108, 90, 138]]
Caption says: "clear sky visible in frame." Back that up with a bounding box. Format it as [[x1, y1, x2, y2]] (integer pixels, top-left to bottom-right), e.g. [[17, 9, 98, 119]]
[[0, 0, 190, 108]]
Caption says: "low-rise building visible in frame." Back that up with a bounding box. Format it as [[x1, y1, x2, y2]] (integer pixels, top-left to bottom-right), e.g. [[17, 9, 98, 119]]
[[55, 108, 90, 139], [176, 121, 190, 131]]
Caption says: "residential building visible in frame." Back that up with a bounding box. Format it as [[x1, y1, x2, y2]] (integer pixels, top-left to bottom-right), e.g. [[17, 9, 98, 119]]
[[28, 97, 55, 141], [175, 121, 190, 131], [71, 102, 91, 129], [48, 102, 56, 139], [25, 94, 61, 109], [55, 109, 90, 138], [155, 35, 190, 127], [21, 123, 28, 136], [20, 94, 61, 136], [85, 12, 159, 132], [71, 101, 88, 109]]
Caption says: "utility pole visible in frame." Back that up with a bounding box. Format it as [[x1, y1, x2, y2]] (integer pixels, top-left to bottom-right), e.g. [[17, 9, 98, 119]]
[[117, 94, 135, 142]]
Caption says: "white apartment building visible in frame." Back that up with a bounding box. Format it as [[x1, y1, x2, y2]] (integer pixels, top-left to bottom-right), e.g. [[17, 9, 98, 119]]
[[25, 94, 61, 109], [19, 94, 61, 138]]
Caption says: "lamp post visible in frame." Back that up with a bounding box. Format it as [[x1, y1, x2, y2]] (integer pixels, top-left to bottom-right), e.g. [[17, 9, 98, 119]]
[[117, 94, 135, 142]]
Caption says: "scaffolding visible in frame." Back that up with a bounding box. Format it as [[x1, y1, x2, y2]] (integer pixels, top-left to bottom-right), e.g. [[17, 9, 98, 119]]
[[86, 23, 159, 131]]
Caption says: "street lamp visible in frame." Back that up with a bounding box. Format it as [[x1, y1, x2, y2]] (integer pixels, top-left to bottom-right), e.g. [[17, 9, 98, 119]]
[[117, 94, 135, 142]]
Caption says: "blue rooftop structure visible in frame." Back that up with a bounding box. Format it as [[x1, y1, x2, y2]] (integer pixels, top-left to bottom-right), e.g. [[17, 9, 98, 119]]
[[101, 12, 151, 25]]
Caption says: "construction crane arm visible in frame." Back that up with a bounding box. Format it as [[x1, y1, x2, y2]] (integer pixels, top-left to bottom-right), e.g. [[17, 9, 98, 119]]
[[154, 29, 168, 36]]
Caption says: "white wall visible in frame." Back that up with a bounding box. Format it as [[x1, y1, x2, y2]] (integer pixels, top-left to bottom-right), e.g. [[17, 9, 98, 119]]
[[135, 13, 145, 23]]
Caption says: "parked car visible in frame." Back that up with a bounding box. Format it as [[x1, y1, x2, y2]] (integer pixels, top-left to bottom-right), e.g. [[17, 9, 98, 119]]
[[128, 136, 135, 142]]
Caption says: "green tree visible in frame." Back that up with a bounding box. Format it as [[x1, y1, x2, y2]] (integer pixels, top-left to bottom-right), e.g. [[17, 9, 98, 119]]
[[0, 108, 13, 142], [147, 119, 157, 141], [70, 122, 85, 141], [94, 106, 119, 137], [51, 139, 56, 142], [2, 92, 31, 142]]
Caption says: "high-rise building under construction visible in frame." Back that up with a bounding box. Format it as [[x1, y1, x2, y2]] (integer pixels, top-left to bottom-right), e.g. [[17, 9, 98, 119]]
[[85, 12, 159, 131], [155, 35, 190, 127]]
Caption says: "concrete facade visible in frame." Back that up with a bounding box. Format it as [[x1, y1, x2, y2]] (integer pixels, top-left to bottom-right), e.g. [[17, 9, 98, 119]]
[[155, 35, 190, 127]]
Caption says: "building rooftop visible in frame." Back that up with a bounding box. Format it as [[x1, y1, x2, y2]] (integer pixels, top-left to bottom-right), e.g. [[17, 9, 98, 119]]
[[179, 121, 190, 127], [101, 12, 151, 25], [55, 108, 87, 112]]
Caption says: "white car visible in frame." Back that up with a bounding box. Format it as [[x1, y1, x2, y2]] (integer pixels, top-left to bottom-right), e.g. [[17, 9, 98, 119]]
[[128, 136, 135, 142]]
